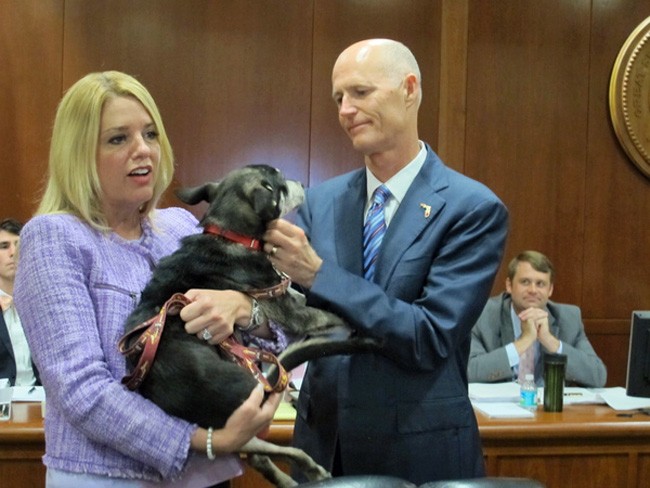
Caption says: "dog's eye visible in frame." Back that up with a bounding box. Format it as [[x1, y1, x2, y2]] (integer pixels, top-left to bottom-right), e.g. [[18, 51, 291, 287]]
[[263, 183, 273, 192]]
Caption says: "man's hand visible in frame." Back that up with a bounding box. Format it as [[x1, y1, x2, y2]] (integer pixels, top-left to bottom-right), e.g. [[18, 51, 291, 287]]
[[515, 316, 537, 355], [518, 307, 560, 354], [263, 219, 323, 289]]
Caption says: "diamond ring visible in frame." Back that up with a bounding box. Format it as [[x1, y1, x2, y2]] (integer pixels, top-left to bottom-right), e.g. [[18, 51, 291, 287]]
[[271, 245, 278, 256], [201, 328, 213, 341]]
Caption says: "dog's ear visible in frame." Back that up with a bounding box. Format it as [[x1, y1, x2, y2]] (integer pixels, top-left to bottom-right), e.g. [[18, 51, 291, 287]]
[[175, 183, 218, 205], [251, 186, 282, 222]]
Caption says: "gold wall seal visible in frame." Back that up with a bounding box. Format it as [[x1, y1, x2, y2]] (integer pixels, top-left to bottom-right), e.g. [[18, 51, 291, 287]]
[[610, 17, 650, 179]]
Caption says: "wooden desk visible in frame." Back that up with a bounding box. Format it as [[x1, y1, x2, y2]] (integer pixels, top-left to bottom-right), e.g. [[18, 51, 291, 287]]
[[477, 404, 650, 488], [3, 403, 650, 488], [234, 405, 650, 488], [0, 402, 46, 486]]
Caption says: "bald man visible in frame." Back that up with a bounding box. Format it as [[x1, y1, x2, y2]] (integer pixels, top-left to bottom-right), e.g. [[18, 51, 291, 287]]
[[264, 39, 509, 483]]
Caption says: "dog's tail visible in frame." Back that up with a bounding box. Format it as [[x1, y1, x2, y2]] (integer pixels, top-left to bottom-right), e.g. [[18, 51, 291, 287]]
[[266, 336, 383, 387]]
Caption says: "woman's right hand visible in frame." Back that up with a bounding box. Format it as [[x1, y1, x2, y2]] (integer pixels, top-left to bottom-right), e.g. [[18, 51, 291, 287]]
[[192, 384, 282, 454]]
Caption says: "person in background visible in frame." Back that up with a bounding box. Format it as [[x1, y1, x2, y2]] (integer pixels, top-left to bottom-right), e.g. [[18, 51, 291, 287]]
[[14, 71, 282, 488], [468, 250, 607, 387], [262, 39, 509, 484], [0, 218, 39, 386]]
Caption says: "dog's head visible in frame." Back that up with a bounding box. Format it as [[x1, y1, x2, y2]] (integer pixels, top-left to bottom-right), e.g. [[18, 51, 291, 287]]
[[175, 165, 304, 237]]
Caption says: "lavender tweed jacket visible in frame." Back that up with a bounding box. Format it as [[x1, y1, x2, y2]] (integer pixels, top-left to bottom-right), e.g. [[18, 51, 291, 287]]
[[13, 209, 243, 484]]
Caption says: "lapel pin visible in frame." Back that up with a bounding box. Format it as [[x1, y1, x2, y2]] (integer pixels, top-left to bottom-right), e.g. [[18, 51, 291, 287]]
[[419, 203, 431, 218]]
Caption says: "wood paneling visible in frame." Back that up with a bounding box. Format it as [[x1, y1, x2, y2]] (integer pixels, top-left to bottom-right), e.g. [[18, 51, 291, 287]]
[[2, 1, 650, 392], [62, 0, 314, 211], [0, 403, 46, 487], [464, 0, 592, 306], [0, 0, 63, 223], [584, 1, 650, 318], [309, 0, 442, 183], [10, 404, 650, 488], [437, 0, 469, 167]]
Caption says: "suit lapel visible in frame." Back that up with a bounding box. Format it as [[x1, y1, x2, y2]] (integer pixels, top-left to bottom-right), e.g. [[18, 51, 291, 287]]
[[333, 172, 366, 275], [375, 150, 448, 286]]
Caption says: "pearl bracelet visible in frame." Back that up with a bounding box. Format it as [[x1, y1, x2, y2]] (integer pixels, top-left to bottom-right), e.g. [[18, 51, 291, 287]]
[[206, 427, 215, 460]]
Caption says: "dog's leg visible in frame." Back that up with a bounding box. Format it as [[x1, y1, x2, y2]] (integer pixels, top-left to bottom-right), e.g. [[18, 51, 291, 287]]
[[247, 454, 298, 488], [260, 296, 349, 336], [241, 437, 331, 485]]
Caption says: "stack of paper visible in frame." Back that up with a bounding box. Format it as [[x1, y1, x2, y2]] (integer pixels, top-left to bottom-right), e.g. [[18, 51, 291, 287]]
[[469, 382, 520, 403], [597, 387, 650, 411], [530, 386, 604, 405], [473, 402, 535, 418], [11, 386, 46, 402]]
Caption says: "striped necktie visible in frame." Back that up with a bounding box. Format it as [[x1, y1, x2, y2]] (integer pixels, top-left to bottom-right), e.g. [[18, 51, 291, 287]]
[[363, 185, 391, 280]]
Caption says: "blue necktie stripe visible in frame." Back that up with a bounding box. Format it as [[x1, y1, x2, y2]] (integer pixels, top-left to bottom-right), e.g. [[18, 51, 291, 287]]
[[363, 185, 391, 280]]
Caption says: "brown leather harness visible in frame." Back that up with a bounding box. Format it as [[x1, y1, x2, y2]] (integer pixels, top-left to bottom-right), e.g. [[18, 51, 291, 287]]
[[118, 225, 291, 394]]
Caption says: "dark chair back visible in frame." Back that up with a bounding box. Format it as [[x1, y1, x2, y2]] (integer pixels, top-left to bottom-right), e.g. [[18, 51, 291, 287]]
[[419, 478, 545, 488], [298, 475, 417, 487]]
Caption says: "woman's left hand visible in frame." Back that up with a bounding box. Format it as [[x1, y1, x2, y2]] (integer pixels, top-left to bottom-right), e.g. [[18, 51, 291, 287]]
[[180, 289, 250, 344]]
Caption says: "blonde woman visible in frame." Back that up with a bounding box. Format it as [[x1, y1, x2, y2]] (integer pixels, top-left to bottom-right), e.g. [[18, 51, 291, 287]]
[[14, 71, 283, 488]]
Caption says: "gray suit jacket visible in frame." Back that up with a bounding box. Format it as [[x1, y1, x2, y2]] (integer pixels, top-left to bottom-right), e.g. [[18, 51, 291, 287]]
[[468, 293, 607, 387]]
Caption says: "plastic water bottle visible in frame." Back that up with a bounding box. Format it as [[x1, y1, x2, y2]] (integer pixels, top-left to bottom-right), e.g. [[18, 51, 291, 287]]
[[520, 374, 537, 411]]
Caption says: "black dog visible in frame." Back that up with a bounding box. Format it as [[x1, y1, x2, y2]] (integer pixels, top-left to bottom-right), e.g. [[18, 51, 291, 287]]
[[119, 165, 381, 487]]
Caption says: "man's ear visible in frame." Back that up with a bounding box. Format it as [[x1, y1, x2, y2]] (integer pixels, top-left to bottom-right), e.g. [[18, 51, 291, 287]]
[[548, 283, 554, 298], [404, 73, 419, 106], [505, 277, 512, 294]]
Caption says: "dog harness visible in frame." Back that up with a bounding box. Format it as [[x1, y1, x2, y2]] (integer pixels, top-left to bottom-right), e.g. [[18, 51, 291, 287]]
[[118, 293, 289, 393]]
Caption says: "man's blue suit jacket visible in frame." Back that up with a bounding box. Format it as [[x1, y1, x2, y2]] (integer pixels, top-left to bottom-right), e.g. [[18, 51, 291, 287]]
[[293, 145, 509, 484], [0, 311, 40, 385]]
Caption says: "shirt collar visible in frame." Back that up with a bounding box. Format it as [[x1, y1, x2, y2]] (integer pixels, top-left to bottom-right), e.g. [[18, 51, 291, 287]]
[[365, 141, 427, 204]]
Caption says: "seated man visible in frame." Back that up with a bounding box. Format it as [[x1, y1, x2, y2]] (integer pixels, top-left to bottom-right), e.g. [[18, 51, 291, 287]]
[[468, 250, 606, 387], [0, 218, 39, 386]]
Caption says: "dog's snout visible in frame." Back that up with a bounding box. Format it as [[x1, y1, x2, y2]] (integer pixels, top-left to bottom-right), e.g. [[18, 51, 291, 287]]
[[280, 180, 305, 216]]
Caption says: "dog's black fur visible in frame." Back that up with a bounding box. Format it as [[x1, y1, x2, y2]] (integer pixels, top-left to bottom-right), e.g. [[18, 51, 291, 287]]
[[122, 165, 382, 487]]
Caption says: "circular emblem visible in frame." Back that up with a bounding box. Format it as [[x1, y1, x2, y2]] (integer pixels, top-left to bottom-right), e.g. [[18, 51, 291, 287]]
[[609, 17, 650, 179]]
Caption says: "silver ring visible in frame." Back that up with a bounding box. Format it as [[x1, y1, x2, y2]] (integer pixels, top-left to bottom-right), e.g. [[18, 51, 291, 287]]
[[201, 328, 212, 341], [271, 245, 278, 256]]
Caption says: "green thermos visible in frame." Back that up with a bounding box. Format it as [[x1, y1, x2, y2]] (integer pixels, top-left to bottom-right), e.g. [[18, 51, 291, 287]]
[[543, 353, 567, 412]]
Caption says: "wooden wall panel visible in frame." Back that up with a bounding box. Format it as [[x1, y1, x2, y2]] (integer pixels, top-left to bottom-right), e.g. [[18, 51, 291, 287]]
[[582, 1, 650, 386], [584, 1, 650, 318], [461, 1, 650, 386], [309, 0, 442, 184], [62, 0, 314, 210], [2, 1, 650, 387], [464, 0, 592, 306], [0, 0, 63, 222]]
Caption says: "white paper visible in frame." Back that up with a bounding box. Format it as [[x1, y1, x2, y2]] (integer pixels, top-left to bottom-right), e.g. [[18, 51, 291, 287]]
[[536, 386, 605, 405], [11, 386, 46, 402], [469, 382, 521, 403], [597, 386, 650, 411], [0, 378, 8, 389], [473, 402, 535, 418]]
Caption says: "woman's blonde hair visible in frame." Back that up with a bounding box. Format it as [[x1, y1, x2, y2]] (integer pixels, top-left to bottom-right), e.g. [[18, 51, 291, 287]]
[[37, 71, 174, 230]]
